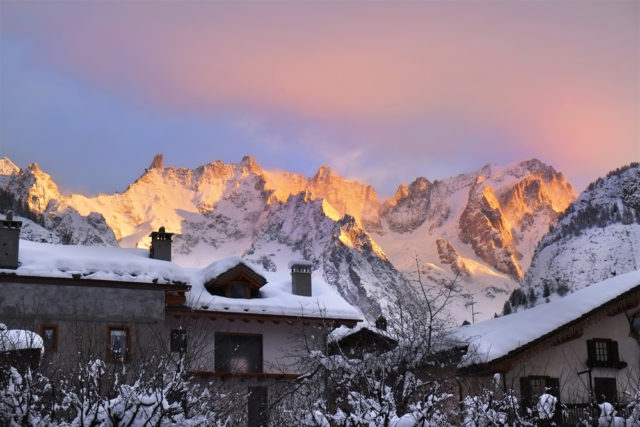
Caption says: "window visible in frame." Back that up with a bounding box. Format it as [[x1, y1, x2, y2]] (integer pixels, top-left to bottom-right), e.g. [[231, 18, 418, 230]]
[[39, 324, 58, 352], [214, 333, 262, 373], [594, 377, 617, 403], [107, 326, 130, 362], [520, 376, 560, 409], [595, 341, 608, 362], [229, 281, 249, 299], [171, 329, 187, 353], [587, 339, 623, 368]]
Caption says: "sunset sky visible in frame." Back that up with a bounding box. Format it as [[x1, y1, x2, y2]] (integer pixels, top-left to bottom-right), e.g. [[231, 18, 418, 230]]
[[1, 1, 638, 197]]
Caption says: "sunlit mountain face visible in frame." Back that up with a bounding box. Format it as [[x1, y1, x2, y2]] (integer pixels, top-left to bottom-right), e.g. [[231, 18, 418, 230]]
[[1, 155, 577, 322]]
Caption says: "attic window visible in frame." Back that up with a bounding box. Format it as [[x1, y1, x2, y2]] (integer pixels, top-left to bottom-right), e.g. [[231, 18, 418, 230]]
[[204, 263, 267, 300], [229, 281, 249, 299]]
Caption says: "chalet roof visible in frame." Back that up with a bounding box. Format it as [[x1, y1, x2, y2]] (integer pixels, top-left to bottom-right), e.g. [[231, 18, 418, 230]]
[[1, 240, 362, 322], [454, 270, 640, 369], [201, 256, 267, 289], [190, 257, 362, 321], [1, 240, 189, 286]]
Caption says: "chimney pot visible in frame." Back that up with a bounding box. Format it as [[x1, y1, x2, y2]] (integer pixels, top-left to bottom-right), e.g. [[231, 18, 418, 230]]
[[288, 260, 313, 296]]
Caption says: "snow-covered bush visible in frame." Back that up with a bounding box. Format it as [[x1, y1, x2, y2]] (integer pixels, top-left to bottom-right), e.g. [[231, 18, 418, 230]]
[[0, 357, 230, 426], [462, 388, 528, 427], [597, 402, 624, 427], [537, 393, 557, 420]]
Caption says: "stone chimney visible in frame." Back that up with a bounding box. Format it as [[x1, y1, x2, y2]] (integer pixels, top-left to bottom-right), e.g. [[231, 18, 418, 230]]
[[288, 260, 313, 296], [149, 226, 173, 261], [0, 212, 22, 269]]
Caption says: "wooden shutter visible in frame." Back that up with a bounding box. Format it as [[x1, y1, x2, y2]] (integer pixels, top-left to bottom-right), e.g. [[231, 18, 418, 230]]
[[520, 377, 532, 407], [609, 340, 619, 363], [586, 339, 596, 367]]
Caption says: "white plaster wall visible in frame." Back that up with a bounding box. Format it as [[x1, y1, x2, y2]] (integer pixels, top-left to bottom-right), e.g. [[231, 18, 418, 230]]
[[165, 317, 325, 374], [502, 311, 640, 404]]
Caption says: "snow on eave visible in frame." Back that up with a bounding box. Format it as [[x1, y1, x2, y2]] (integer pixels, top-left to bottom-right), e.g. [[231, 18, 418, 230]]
[[328, 321, 394, 343], [455, 270, 640, 369]]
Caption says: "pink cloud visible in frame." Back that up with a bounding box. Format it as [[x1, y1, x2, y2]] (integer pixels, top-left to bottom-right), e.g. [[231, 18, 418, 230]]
[[2, 1, 638, 191]]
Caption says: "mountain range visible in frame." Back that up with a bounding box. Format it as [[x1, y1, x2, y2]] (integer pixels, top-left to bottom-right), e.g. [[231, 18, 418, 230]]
[[3, 154, 625, 323]]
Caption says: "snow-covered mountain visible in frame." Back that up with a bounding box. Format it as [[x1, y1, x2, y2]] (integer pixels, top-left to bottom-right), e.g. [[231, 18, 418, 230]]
[[516, 162, 640, 310], [0, 155, 576, 322], [0, 158, 117, 246], [371, 159, 575, 320]]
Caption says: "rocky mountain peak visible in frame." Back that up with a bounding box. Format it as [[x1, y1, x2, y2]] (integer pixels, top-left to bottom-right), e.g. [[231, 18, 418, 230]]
[[0, 157, 20, 176], [312, 165, 337, 183], [10, 163, 61, 214], [240, 155, 261, 174], [149, 153, 164, 169], [391, 184, 409, 203], [516, 162, 640, 312]]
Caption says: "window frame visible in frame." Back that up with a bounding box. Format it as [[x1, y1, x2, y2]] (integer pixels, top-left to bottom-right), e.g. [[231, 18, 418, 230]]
[[587, 339, 621, 368], [106, 325, 131, 363], [39, 324, 58, 352], [214, 332, 263, 374]]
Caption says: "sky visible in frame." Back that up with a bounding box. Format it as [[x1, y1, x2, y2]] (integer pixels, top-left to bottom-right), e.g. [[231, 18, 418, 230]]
[[1, 1, 638, 198]]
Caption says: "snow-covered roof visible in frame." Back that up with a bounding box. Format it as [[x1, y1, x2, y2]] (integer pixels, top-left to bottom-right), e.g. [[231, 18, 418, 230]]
[[200, 256, 266, 285], [191, 257, 361, 321], [0, 324, 44, 354], [454, 270, 640, 368], [1, 240, 190, 286], [2, 240, 362, 322], [328, 321, 395, 343]]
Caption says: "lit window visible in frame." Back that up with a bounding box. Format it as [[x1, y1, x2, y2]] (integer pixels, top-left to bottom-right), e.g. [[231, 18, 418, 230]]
[[107, 327, 129, 362], [40, 325, 58, 352]]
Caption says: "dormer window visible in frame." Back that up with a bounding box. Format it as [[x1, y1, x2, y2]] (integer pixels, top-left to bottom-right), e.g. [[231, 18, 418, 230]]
[[229, 281, 249, 299], [203, 262, 267, 300]]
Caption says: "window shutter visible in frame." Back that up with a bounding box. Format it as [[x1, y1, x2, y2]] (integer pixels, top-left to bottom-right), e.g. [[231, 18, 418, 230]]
[[520, 377, 532, 406], [609, 340, 619, 363], [587, 340, 596, 367]]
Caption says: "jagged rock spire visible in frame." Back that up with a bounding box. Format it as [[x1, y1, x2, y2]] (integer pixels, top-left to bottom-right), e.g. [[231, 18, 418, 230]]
[[149, 154, 164, 169]]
